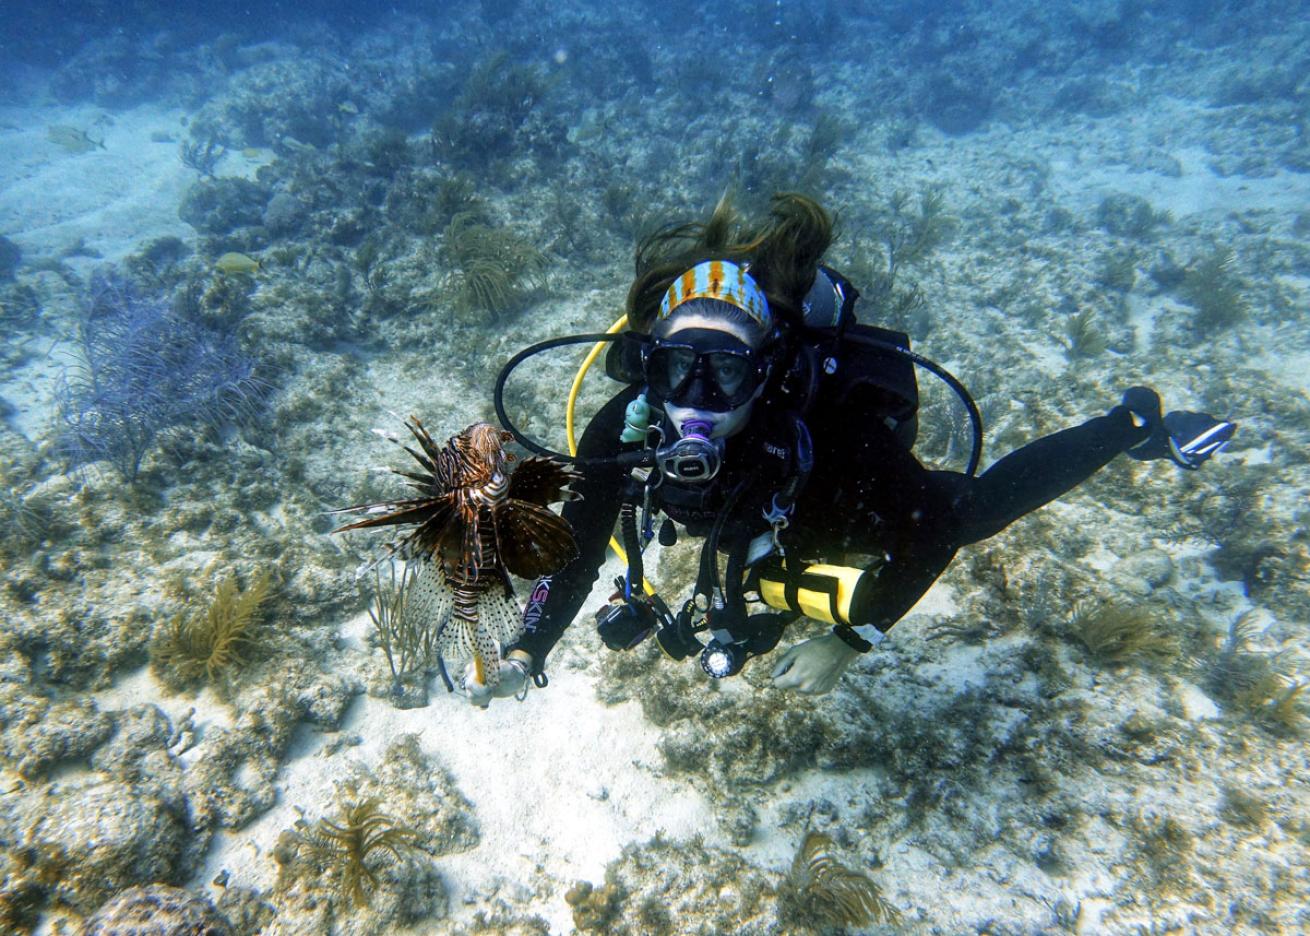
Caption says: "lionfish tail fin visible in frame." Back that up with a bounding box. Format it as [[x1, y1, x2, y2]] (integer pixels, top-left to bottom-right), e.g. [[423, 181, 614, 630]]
[[435, 585, 523, 688]]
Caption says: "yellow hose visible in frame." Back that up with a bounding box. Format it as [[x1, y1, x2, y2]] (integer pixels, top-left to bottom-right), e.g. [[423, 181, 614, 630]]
[[565, 315, 654, 594], [565, 315, 627, 456]]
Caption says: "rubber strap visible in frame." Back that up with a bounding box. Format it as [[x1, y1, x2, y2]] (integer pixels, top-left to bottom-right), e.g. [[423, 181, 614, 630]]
[[832, 624, 873, 653]]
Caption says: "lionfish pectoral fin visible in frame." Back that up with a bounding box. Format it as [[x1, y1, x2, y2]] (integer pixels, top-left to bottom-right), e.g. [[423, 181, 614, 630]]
[[407, 557, 455, 631], [495, 500, 580, 579]]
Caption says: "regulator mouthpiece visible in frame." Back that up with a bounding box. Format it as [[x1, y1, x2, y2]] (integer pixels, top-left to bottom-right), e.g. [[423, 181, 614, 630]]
[[656, 420, 722, 483]]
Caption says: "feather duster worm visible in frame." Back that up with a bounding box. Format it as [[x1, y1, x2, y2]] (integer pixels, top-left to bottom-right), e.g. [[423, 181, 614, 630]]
[[334, 419, 579, 688]]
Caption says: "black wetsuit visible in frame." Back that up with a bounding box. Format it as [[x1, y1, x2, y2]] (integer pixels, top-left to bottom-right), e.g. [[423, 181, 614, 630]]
[[511, 369, 1153, 673]]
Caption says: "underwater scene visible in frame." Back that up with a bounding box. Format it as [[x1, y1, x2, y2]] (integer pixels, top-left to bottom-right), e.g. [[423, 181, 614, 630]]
[[1, 0, 1308, 933]]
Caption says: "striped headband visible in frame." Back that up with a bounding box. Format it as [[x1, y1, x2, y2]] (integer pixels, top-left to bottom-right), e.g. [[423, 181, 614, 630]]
[[658, 260, 772, 330]]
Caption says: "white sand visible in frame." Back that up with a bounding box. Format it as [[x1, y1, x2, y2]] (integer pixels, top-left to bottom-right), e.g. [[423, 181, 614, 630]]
[[0, 103, 197, 266], [193, 623, 719, 932]]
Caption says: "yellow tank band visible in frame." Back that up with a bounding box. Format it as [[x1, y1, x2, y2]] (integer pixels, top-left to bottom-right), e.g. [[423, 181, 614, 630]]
[[758, 562, 866, 626]]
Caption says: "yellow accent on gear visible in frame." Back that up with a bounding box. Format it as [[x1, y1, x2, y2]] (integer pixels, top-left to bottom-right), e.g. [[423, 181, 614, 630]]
[[566, 315, 654, 595], [758, 563, 865, 626]]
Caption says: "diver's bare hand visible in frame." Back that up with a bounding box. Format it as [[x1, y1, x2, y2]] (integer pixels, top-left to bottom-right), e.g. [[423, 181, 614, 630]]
[[770, 635, 859, 695], [463, 651, 532, 708]]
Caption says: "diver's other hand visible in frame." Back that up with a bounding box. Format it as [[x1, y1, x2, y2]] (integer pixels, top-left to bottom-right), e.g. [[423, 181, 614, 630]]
[[463, 651, 532, 708], [1122, 387, 1236, 469], [770, 635, 859, 695]]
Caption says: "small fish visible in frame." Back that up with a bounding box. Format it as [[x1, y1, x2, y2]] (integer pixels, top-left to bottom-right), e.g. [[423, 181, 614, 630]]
[[214, 252, 261, 275], [337, 101, 359, 115], [333, 420, 579, 688], [241, 147, 263, 159], [46, 125, 105, 153]]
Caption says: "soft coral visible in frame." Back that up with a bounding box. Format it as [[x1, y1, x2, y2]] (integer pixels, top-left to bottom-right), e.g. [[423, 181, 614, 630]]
[[55, 270, 268, 482]]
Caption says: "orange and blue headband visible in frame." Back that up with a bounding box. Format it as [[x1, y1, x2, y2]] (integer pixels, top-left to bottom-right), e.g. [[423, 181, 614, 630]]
[[658, 260, 771, 331]]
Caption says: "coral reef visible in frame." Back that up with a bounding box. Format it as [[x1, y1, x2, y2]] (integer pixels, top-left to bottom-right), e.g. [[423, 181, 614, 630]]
[[178, 177, 271, 237], [598, 644, 834, 806], [922, 73, 995, 135], [781, 830, 900, 930], [55, 271, 268, 483], [837, 187, 953, 332], [83, 884, 234, 936], [1196, 612, 1306, 733], [1096, 193, 1169, 239], [15, 777, 192, 913], [566, 836, 778, 936], [287, 798, 419, 907], [267, 736, 474, 931], [1060, 306, 1109, 360], [440, 212, 549, 322], [362, 560, 433, 704], [1069, 602, 1180, 666], [149, 568, 274, 692], [179, 136, 226, 179], [432, 51, 560, 169], [0, 695, 114, 779], [1180, 245, 1248, 334]]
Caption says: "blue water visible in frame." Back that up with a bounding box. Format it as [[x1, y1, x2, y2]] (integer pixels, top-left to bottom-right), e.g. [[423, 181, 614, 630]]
[[1, 2, 1307, 933]]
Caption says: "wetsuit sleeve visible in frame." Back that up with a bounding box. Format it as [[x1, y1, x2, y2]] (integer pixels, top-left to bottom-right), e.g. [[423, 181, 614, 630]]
[[947, 404, 1149, 545], [510, 389, 637, 673], [841, 403, 1151, 635]]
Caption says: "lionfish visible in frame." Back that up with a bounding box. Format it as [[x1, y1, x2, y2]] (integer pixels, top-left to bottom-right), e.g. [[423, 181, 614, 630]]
[[334, 419, 579, 687]]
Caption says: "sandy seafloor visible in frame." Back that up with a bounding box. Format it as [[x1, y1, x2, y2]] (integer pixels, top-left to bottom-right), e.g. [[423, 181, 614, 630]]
[[0, 6, 1308, 935]]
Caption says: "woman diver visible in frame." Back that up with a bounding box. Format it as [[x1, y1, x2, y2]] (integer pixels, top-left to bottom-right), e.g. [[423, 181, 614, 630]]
[[469, 194, 1237, 706]]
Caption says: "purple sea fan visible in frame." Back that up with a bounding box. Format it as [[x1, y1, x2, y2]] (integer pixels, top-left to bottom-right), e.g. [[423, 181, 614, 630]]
[[55, 270, 269, 483]]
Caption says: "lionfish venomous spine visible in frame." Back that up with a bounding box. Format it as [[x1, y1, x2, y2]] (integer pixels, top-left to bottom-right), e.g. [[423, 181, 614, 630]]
[[334, 419, 580, 687]]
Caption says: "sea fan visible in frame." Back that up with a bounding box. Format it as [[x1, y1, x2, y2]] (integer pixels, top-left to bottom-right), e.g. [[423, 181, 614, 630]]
[[293, 799, 417, 907], [783, 831, 900, 929], [55, 270, 268, 482]]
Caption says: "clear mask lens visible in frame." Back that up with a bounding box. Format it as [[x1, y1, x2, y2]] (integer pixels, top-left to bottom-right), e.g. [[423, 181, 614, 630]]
[[644, 331, 765, 410]]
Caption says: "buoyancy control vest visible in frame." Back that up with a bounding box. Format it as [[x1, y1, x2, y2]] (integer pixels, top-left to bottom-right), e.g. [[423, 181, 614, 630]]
[[798, 265, 920, 451]]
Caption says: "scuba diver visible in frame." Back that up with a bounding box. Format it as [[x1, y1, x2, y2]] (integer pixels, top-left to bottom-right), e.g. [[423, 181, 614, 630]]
[[470, 194, 1237, 706]]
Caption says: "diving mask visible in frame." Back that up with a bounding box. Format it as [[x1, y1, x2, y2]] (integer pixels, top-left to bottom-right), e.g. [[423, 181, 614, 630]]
[[643, 328, 771, 411]]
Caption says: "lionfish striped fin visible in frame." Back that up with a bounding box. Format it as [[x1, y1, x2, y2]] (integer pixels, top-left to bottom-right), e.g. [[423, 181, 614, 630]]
[[406, 556, 453, 642], [506, 457, 582, 507], [332, 493, 461, 562], [431, 574, 523, 688], [494, 500, 580, 579], [477, 583, 525, 646]]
